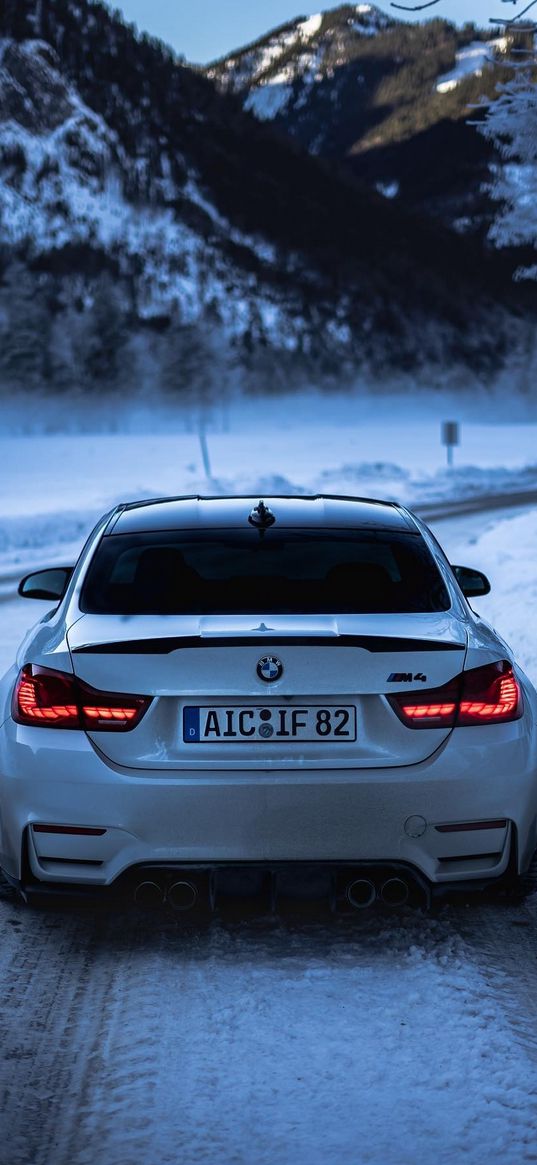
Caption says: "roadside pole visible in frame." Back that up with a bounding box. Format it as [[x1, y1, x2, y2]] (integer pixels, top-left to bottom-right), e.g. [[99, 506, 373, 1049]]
[[441, 420, 460, 469]]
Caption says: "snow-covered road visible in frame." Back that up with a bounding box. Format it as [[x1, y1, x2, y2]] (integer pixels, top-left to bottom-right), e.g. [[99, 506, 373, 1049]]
[[1, 889, 537, 1165], [2, 503, 537, 1165]]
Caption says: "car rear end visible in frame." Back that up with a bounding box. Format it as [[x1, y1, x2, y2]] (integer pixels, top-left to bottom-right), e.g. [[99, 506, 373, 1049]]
[[2, 496, 536, 911]]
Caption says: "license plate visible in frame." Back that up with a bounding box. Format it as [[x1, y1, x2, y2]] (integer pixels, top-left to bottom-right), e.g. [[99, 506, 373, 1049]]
[[183, 705, 356, 743]]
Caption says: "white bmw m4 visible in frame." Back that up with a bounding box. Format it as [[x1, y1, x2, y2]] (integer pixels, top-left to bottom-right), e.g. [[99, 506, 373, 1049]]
[[1, 494, 537, 912]]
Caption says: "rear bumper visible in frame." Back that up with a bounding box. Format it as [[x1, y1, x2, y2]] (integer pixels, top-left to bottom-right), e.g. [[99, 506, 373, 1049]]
[[11, 847, 522, 910], [1, 717, 537, 893]]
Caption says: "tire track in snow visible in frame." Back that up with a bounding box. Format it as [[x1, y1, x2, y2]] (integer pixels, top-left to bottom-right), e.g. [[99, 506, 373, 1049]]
[[0, 901, 130, 1165], [449, 899, 537, 1063], [2, 902, 537, 1165]]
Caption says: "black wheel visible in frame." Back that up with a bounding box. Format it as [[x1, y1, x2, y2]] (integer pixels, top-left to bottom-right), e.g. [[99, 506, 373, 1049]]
[[520, 847, 537, 896], [504, 848, 537, 901]]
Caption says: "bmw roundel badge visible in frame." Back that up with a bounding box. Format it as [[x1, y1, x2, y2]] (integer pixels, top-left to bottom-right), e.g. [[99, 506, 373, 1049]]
[[257, 656, 283, 683]]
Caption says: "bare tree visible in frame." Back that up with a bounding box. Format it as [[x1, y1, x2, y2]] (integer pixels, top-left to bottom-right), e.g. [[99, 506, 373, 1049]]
[[391, 0, 537, 20]]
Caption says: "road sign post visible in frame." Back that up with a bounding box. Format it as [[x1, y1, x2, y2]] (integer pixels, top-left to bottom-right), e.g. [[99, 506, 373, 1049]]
[[441, 420, 460, 468]]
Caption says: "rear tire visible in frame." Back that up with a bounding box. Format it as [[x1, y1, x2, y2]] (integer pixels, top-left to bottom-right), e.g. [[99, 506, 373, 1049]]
[[505, 848, 537, 902]]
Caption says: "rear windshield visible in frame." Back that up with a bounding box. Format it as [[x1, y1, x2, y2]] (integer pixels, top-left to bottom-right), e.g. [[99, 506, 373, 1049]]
[[80, 528, 450, 615]]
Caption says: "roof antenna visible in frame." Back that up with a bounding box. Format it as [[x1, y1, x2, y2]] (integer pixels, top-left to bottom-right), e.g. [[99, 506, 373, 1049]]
[[249, 500, 276, 529]]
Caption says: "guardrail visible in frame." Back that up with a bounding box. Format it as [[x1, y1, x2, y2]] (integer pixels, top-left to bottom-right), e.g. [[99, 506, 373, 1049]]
[[416, 488, 537, 522]]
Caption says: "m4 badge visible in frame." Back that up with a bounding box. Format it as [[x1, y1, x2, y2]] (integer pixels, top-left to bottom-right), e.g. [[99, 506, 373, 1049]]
[[387, 672, 428, 683]]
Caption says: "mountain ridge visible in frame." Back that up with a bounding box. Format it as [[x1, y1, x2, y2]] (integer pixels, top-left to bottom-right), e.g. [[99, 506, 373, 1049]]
[[207, 4, 511, 235], [0, 0, 534, 399]]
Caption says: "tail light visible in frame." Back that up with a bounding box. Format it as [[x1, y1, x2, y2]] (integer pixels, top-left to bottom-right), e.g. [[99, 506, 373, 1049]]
[[12, 665, 151, 731], [389, 661, 522, 730]]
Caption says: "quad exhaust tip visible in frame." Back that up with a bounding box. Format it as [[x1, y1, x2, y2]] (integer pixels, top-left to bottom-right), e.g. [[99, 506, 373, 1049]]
[[346, 878, 377, 909], [134, 874, 410, 912], [346, 876, 410, 909], [380, 878, 409, 906], [134, 880, 165, 907], [167, 880, 198, 912]]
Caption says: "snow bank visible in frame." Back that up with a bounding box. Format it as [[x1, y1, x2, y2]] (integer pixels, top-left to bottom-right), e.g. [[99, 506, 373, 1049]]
[[443, 508, 537, 684]]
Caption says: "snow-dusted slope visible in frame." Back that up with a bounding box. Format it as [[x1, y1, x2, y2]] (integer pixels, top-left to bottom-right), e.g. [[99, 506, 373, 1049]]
[[209, 7, 511, 236], [0, 40, 294, 338], [209, 4, 394, 123], [436, 37, 508, 94], [0, 0, 532, 394]]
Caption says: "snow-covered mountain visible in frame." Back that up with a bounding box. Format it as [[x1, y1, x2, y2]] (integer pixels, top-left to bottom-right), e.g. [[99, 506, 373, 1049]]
[[0, 35, 306, 357], [0, 0, 534, 399], [208, 5, 511, 235], [209, 6, 396, 123]]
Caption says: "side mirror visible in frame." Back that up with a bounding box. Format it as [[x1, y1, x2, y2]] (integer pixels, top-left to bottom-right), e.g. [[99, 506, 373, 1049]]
[[18, 566, 74, 602], [452, 565, 491, 599]]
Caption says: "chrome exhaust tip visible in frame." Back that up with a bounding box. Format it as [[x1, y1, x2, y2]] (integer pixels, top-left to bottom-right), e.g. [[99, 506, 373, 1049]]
[[134, 880, 164, 907], [167, 880, 198, 912], [346, 878, 376, 909], [380, 877, 409, 906]]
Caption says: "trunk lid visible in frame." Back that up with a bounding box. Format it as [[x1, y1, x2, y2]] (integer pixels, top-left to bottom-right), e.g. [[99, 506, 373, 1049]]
[[67, 612, 467, 770]]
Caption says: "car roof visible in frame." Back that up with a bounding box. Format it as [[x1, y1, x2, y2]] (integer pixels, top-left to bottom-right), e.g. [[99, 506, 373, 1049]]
[[109, 495, 418, 535]]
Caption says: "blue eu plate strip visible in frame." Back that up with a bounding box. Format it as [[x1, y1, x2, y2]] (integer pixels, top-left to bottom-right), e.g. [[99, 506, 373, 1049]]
[[183, 706, 200, 743]]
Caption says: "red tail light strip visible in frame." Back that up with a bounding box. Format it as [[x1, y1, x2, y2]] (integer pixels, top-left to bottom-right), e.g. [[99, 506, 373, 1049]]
[[83, 706, 138, 722], [13, 665, 151, 731], [391, 661, 522, 729], [401, 703, 456, 720], [17, 675, 78, 724], [459, 674, 519, 720]]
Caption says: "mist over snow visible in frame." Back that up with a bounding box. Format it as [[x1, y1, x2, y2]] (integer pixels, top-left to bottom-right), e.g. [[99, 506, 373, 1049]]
[[2, 389, 537, 581]]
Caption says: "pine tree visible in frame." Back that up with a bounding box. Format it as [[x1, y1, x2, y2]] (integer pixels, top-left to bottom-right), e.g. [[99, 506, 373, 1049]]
[[477, 63, 537, 277], [81, 276, 131, 391], [0, 1, 20, 38], [0, 263, 54, 391]]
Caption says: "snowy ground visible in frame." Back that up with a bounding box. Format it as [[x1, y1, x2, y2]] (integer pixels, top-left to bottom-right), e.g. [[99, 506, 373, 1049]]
[[3, 414, 537, 1164], [3, 391, 537, 577], [3, 397, 537, 679], [1, 895, 537, 1165]]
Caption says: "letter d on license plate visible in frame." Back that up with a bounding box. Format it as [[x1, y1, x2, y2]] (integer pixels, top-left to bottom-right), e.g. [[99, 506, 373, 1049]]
[[183, 705, 356, 743]]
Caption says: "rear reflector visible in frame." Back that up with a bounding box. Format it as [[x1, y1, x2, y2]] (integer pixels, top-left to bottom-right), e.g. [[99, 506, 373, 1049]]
[[13, 665, 151, 731], [435, 819, 507, 833], [32, 824, 107, 836], [389, 661, 522, 729]]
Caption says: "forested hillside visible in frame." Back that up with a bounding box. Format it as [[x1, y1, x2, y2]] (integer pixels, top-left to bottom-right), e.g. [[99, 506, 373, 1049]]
[[0, 0, 535, 400], [209, 5, 512, 234]]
